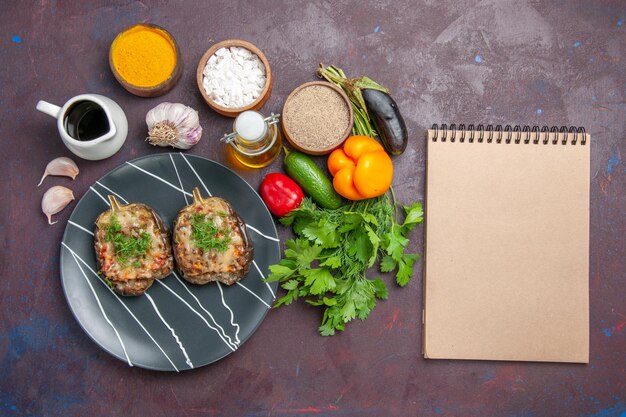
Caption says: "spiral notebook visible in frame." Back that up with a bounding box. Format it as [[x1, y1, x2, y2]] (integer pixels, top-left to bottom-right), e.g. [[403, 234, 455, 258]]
[[423, 124, 590, 363]]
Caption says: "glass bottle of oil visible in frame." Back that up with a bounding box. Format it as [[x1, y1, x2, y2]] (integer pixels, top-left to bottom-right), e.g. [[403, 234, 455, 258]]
[[222, 111, 282, 168]]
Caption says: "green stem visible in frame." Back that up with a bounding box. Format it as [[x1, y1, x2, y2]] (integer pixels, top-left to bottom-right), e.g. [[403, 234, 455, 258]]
[[363, 200, 370, 214], [318, 64, 379, 138], [318, 65, 346, 86], [389, 186, 399, 222]]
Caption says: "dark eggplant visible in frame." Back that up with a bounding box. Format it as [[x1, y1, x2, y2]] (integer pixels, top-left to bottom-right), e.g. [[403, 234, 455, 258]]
[[362, 88, 408, 155]]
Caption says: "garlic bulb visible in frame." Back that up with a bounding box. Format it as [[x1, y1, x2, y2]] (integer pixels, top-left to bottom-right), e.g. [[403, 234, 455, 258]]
[[146, 103, 202, 149], [42, 186, 74, 225], [37, 157, 79, 186]]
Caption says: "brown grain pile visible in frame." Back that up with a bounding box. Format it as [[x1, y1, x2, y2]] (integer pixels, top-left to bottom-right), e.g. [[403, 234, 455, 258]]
[[283, 85, 351, 151]]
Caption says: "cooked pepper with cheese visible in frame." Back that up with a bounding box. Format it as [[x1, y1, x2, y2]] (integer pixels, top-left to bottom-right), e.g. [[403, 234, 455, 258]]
[[94, 195, 174, 296], [173, 187, 253, 285]]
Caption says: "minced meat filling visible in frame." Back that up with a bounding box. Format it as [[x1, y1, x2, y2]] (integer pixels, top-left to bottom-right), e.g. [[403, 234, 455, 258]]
[[174, 199, 247, 278], [96, 207, 170, 281]]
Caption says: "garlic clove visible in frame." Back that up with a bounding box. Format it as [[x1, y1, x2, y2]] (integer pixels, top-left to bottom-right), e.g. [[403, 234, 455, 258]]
[[42, 186, 74, 225], [37, 157, 79, 187]]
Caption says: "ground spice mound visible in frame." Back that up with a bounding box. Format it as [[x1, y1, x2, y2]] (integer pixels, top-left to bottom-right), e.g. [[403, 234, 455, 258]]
[[111, 26, 176, 88], [283, 85, 350, 151]]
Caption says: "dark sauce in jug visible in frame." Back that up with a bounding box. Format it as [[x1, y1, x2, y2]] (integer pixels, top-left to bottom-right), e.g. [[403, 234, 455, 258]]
[[63, 101, 109, 141]]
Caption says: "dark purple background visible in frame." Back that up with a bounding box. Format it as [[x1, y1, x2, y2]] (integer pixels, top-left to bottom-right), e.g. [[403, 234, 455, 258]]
[[1, 1, 624, 416]]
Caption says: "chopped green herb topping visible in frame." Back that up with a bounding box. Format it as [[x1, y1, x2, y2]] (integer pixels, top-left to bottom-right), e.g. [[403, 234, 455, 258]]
[[105, 214, 152, 265], [190, 213, 231, 252]]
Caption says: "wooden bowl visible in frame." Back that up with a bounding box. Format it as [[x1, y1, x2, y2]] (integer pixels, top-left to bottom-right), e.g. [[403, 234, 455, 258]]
[[282, 81, 353, 155], [196, 39, 272, 118], [109, 23, 183, 97]]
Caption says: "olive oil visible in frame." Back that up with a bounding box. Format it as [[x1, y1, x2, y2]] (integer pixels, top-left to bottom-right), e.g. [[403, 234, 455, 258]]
[[224, 111, 282, 169]]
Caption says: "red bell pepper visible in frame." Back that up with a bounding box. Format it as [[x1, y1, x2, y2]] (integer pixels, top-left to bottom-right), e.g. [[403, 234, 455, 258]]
[[260, 173, 304, 217]]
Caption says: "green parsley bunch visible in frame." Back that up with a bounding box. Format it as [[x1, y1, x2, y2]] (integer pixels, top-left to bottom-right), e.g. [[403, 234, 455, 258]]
[[267, 193, 423, 335]]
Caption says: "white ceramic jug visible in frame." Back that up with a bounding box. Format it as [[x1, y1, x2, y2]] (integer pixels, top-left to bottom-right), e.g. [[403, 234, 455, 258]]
[[37, 94, 128, 160]]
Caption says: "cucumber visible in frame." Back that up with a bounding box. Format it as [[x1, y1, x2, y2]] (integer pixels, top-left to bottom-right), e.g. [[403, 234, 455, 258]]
[[283, 149, 343, 210]]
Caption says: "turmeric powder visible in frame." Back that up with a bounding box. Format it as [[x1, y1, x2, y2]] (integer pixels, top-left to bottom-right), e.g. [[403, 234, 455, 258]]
[[111, 25, 177, 88]]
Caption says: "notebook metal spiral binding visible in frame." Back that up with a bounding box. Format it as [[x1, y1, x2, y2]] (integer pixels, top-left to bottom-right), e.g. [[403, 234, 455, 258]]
[[431, 124, 586, 145]]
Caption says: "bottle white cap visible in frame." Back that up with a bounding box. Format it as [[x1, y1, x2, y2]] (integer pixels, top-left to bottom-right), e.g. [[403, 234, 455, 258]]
[[234, 111, 267, 142]]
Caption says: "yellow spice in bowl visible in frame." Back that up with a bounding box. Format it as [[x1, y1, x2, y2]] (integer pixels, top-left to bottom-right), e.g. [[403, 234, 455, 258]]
[[111, 25, 177, 88]]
